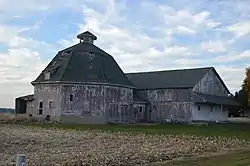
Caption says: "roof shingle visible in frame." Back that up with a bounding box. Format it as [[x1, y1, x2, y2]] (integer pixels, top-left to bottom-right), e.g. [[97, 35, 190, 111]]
[[126, 67, 213, 90], [32, 36, 133, 88], [193, 92, 239, 106]]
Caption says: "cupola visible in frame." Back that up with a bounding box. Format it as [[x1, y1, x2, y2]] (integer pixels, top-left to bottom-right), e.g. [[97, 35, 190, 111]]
[[77, 31, 97, 44]]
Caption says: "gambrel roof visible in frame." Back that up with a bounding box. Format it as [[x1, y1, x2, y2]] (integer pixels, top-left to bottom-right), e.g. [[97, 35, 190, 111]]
[[32, 32, 134, 88]]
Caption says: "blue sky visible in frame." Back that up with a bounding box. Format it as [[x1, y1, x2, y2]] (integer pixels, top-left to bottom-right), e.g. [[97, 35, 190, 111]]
[[0, 0, 249, 108]]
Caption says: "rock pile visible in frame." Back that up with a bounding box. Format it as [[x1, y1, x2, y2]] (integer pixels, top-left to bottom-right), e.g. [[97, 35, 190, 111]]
[[0, 124, 249, 166]]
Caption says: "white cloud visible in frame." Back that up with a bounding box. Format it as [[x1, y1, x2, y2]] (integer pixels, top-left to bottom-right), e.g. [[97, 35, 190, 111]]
[[9, 36, 56, 54], [227, 21, 250, 38], [0, 48, 47, 83], [0, 23, 50, 108], [200, 40, 227, 53], [0, 82, 34, 108], [0, 47, 48, 107], [0, 25, 20, 43], [176, 26, 196, 35], [173, 58, 201, 66], [215, 50, 250, 62], [159, 5, 220, 34], [0, 0, 50, 15]]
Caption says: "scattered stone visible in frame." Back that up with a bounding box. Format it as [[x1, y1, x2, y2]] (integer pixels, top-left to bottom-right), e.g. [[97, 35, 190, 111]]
[[0, 124, 249, 166]]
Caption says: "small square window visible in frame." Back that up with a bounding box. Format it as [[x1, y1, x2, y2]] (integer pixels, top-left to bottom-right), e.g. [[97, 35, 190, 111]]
[[48, 101, 53, 109], [198, 105, 200, 111], [39, 101, 43, 109], [139, 106, 143, 113], [44, 72, 50, 80], [39, 109, 43, 115], [70, 94, 73, 101], [39, 101, 43, 115]]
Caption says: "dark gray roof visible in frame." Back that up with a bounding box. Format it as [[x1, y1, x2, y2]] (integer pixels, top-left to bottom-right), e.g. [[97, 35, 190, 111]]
[[16, 94, 34, 101], [126, 67, 213, 90], [32, 34, 133, 88], [77, 31, 97, 40], [193, 92, 239, 106]]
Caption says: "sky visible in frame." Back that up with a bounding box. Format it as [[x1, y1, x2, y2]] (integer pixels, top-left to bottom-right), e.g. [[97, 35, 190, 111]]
[[0, 0, 250, 108]]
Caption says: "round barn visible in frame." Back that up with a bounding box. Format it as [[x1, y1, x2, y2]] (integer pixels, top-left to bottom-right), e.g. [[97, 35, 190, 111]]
[[23, 31, 146, 124]]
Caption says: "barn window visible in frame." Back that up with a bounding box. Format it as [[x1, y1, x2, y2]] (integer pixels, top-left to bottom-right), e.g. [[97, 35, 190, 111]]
[[44, 72, 50, 80], [198, 105, 200, 111], [139, 106, 143, 113], [210, 105, 213, 112], [222, 107, 227, 112], [70, 94, 73, 101], [39, 101, 43, 115], [39, 101, 43, 108], [48, 101, 53, 109]]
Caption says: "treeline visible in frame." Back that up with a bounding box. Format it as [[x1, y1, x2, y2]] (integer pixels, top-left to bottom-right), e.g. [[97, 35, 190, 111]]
[[0, 108, 15, 113], [230, 67, 250, 116]]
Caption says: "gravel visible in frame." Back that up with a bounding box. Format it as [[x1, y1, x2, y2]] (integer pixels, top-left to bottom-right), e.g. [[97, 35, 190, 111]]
[[0, 124, 249, 166]]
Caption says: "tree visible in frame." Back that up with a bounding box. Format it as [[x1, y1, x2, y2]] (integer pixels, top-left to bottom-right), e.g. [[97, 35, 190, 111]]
[[242, 67, 250, 91], [242, 67, 250, 106], [238, 89, 249, 109], [229, 68, 250, 117], [234, 91, 239, 100]]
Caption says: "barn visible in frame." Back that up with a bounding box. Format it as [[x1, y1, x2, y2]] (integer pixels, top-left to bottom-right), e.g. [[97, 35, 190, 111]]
[[126, 67, 239, 122], [15, 31, 239, 124]]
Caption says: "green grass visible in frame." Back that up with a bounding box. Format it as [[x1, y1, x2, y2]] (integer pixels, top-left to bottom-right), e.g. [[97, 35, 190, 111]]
[[8, 121, 250, 139], [166, 149, 250, 166]]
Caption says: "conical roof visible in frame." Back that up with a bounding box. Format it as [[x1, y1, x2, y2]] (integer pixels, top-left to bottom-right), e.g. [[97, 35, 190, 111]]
[[32, 32, 134, 88], [77, 31, 97, 40]]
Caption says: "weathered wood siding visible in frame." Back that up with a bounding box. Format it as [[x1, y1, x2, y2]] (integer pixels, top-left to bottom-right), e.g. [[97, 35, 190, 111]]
[[142, 89, 191, 102], [132, 104, 146, 122], [147, 102, 192, 122], [138, 89, 192, 122], [191, 103, 228, 121], [60, 84, 133, 122], [192, 69, 228, 96], [26, 100, 34, 115], [33, 84, 61, 119]]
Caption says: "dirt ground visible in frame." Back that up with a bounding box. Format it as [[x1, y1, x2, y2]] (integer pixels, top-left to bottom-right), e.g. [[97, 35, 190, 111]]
[[1, 124, 250, 166]]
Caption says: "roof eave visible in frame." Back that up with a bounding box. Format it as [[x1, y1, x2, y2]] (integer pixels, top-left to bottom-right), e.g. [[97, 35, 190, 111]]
[[194, 101, 240, 106], [193, 92, 240, 106], [30, 81, 135, 89], [134, 87, 193, 91]]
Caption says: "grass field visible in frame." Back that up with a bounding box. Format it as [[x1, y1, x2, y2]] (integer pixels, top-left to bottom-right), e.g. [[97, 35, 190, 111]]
[[18, 121, 250, 139], [1, 122, 250, 165], [167, 149, 250, 166]]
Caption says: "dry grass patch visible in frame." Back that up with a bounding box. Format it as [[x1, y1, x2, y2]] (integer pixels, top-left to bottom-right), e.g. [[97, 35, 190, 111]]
[[1, 124, 249, 166]]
